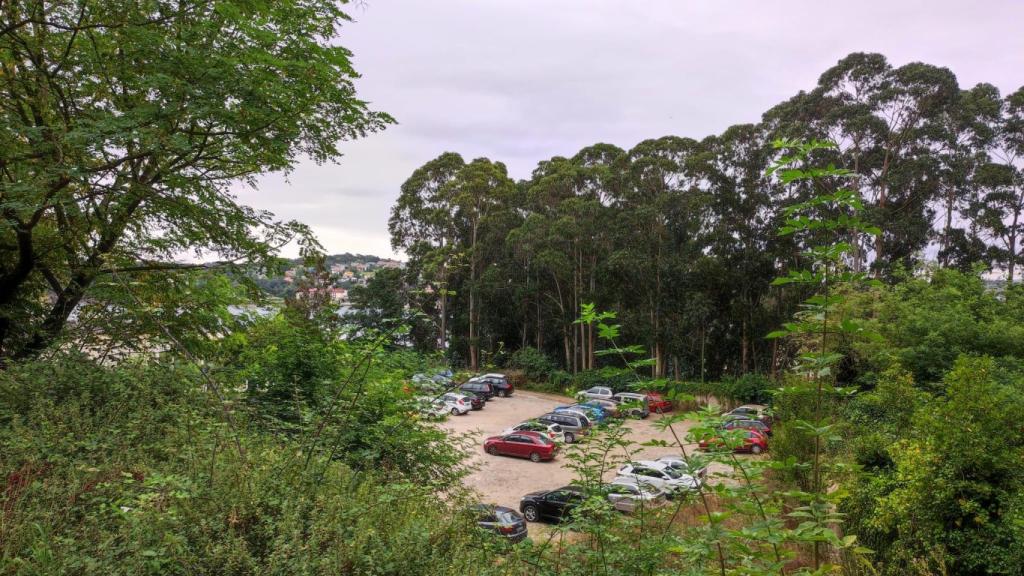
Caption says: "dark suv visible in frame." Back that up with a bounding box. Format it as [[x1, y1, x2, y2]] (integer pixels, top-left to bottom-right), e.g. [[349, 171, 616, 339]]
[[459, 381, 495, 401], [469, 373, 514, 397], [537, 412, 590, 443]]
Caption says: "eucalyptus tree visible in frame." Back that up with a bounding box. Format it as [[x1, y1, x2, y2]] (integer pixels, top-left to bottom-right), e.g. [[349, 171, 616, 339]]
[[389, 152, 465, 352], [698, 124, 785, 373], [614, 136, 706, 377], [449, 158, 516, 370], [929, 84, 1001, 268], [974, 86, 1024, 283], [0, 0, 390, 360], [766, 53, 959, 275]]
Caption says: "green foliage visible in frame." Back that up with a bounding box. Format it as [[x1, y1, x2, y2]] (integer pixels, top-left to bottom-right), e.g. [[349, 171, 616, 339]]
[[855, 269, 1024, 387], [842, 357, 1024, 575], [0, 0, 391, 360], [508, 347, 556, 382], [0, 351, 482, 575]]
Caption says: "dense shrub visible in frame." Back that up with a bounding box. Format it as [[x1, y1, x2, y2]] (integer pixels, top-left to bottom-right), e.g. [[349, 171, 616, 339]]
[[0, 355, 485, 575], [509, 347, 556, 382], [841, 357, 1024, 575]]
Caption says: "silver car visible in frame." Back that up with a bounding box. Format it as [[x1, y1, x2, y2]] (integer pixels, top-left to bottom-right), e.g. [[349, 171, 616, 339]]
[[617, 460, 700, 495], [605, 477, 668, 513], [576, 386, 614, 402]]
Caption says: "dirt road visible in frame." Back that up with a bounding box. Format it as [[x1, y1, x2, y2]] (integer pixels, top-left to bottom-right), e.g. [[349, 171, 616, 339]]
[[440, 390, 705, 511]]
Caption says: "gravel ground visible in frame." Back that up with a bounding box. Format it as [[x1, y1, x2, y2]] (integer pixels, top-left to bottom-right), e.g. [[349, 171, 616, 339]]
[[439, 389, 708, 513]]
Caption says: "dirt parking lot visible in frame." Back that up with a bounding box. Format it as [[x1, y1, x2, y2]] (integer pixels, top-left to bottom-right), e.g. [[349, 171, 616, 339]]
[[440, 390, 707, 512]]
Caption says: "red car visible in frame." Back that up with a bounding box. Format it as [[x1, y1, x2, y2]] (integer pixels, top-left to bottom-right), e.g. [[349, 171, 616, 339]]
[[644, 391, 672, 414], [484, 431, 559, 462], [698, 429, 768, 454]]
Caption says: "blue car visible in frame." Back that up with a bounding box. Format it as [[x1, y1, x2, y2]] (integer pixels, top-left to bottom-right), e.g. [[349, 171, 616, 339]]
[[555, 404, 606, 424]]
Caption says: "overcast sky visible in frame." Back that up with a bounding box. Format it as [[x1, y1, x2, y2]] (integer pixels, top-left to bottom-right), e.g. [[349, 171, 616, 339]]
[[234, 0, 1024, 260]]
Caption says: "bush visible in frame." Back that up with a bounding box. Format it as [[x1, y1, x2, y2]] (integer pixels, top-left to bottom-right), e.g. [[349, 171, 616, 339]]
[[0, 355, 486, 575], [720, 373, 773, 404], [509, 347, 556, 382]]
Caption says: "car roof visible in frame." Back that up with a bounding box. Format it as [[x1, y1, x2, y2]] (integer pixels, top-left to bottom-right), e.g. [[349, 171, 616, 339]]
[[609, 477, 660, 489], [625, 460, 670, 470], [509, 430, 543, 438], [482, 373, 505, 378]]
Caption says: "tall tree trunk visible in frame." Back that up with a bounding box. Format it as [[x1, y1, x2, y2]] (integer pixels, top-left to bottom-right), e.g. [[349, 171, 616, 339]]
[[438, 263, 448, 353], [1009, 206, 1020, 284], [741, 320, 749, 374], [469, 222, 479, 371], [940, 184, 955, 267]]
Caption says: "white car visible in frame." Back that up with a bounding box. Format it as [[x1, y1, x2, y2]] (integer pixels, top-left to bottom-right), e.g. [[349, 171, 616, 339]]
[[415, 398, 449, 420], [617, 460, 700, 494], [605, 477, 668, 514], [655, 455, 709, 484], [577, 386, 614, 402], [503, 421, 566, 443], [439, 392, 472, 415]]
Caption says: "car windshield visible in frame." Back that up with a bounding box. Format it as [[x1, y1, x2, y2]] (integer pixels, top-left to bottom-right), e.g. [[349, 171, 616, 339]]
[[495, 510, 519, 524], [659, 466, 683, 479]]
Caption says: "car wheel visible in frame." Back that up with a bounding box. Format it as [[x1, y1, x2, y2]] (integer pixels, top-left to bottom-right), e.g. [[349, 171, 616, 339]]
[[522, 504, 539, 522], [529, 452, 541, 463], [486, 445, 498, 455], [751, 444, 763, 455], [503, 390, 511, 398], [564, 432, 575, 443], [450, 407, 459, 415]]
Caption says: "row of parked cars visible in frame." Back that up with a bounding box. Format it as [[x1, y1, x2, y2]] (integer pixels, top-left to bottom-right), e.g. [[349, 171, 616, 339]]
[[698, 404, 773, 454], [414, 372, 515, 418]]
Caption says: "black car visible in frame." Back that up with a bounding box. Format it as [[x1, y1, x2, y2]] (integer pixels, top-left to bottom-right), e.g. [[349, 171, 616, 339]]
[[469, 373, 514, 397], [469, 504, 528, 543], [519, 486, 585, 523], [459, 381, 495, 401]]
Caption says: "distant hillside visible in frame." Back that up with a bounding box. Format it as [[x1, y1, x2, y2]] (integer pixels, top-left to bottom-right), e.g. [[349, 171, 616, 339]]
[[254, 253, 403, 298]]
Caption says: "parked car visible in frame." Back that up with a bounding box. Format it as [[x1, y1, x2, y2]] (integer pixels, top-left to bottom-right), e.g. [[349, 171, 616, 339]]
[[616, 460, 700, 495], [537, 412, 591, 443], [458, 390, 485, 410], [440, 392, 473, 415], [699, 429, 768, 454], [469, 373, 515, 397], [723, 418, 771, 436], [469, 504, 528, 543], [519, 486, 585, 523], [555, 404, 607, 423], [604, 477, 668, 514], [576, 386, 614, 402], [723, 404, 771, 423], [580, 399, 619, 418], [612, 392, 650, 419], [415, 398, 449, 420], [644, 391, 673, 413], [484, 431, 559, 462], [503, 420, 566, 443], [459, 381, 495, 401], [655, 455, 709, 483]]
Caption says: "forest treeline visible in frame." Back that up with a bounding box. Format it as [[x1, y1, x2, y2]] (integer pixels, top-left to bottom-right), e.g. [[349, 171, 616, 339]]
[[387, 52, 1024, 376]]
